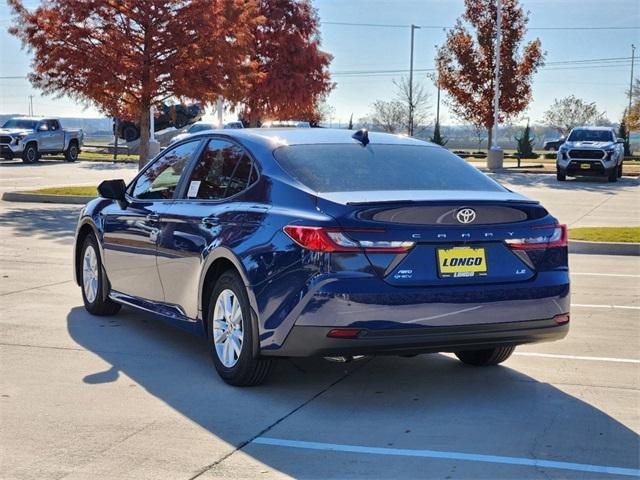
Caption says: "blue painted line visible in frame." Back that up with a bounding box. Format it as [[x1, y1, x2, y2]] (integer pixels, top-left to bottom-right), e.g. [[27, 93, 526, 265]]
[[253, 437, 640, 477]]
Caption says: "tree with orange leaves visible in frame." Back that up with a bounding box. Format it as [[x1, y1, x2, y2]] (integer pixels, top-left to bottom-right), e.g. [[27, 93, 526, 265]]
[[436, 0, 544, 149], [8, 0, 332, 166], [240, 0, 334, 126]]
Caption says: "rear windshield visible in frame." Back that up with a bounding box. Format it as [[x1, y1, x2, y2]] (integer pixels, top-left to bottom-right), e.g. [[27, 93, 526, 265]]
[[273, 144, 504, 193], [567, 129, 613, 142]]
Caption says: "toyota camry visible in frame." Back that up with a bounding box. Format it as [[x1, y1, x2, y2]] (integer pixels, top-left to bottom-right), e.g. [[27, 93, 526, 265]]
[[73, 128, 569, 386]]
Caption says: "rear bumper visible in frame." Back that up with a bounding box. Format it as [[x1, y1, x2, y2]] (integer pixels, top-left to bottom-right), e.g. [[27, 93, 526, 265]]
[[265, 318, 569, 357], [259, 271, 570, 356]]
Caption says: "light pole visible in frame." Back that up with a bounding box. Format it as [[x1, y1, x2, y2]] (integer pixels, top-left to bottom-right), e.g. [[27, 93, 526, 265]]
[[629, 44, 636, 118], [148, 106, 160, 158], [408, 24, 421, 136], [487, 0, 504, 169]]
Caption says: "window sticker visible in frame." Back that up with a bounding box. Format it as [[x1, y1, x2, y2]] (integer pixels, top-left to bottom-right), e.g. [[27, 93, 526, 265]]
[[187, 180, 201, 198]]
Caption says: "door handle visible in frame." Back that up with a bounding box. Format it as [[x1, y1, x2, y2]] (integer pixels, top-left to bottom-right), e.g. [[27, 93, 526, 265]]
[[146, 213, 160, 222], [201, 216, 220, 226]]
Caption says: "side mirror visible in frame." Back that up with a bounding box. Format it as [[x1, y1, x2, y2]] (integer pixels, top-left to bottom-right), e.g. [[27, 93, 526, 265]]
[[98, 179, 127, 201], [616, 138, 625, 144]]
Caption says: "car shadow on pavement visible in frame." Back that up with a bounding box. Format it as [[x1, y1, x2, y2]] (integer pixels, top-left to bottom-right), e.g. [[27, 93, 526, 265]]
[[78, 161, 138, 171], [490, 172, 639, 193], [0, 159, 66, 167], [0, 206, 79, 241], [66, 305, 640, 479]]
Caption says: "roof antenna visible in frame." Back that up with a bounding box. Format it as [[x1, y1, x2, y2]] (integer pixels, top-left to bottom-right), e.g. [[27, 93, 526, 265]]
[[352, 128, 369, 146]]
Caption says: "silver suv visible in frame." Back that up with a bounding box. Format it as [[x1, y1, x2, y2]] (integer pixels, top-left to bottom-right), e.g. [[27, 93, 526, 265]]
[[556, 127, 625, 182]]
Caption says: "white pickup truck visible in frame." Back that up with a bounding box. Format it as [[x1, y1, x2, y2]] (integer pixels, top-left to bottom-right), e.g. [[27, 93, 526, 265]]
[[556, 126, 625, 182], [0, 117, 84, 163]]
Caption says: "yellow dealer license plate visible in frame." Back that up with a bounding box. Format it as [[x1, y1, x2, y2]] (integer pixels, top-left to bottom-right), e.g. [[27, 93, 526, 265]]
[[580, 163, 591, 170], [437, 247, 487, 278]]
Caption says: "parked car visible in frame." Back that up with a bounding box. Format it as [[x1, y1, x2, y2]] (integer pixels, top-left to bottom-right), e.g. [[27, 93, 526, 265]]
[[543, 137, 565, 151], [168, 121, 244, 145], [556, 126, 625, 182], [115, 103, 203, 142], [261, 120, 311, 128], [0, 117, 83, 163], [74, 129, 569, 386], [168, 121, 218, 145]]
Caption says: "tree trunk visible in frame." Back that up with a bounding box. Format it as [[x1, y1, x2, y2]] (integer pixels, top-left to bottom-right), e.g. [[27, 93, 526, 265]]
[[486, 127, 492, 151], [138, 107, 150, 170]]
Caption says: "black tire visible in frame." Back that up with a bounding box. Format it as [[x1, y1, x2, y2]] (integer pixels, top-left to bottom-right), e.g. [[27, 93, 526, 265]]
[[64, 141, 79, 162], [21, 143, 39, 163], [618, 162, 623, 178], [455, 346, 515, 366], [556, 169, 566, 181], [79, 234, 121, 316], [123, 124, 139, 142], [607, 168, 618, 182], [206, 270, 272, 386]]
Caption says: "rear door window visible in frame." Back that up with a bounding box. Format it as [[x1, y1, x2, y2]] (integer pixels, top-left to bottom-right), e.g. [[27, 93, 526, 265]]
[[273, 144, 504, 193], [185, 139, 257, 200]]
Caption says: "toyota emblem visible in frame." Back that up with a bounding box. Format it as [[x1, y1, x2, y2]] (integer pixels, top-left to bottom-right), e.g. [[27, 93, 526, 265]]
[[456, 208, 477, 224]]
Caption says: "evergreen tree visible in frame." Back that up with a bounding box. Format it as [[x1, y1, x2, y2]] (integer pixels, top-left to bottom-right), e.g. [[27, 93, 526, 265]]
[[348, 113, 353, 130], [515, 121, 537, 158], [618, 113, 631, 157], [429, 121, 448, 146]]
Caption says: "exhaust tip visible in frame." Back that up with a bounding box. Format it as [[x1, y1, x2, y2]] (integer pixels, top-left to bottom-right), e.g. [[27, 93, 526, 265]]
[[323, 355, 369, 363]]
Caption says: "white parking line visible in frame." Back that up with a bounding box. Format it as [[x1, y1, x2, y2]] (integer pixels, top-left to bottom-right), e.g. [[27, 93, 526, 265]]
[[571, 273, 640, 278], [514, 352, 640, 364], [571, 304, 640, 310], [253, 437, 640, 477]]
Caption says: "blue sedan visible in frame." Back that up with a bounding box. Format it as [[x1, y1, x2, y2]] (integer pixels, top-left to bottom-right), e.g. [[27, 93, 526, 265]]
[[73, 128, 569, 385]]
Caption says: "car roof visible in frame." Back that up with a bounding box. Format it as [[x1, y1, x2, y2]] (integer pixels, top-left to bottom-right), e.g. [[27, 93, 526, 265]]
[[190, 128, 435, 148], [191, 120, 218, 125], [570, 126, 614, 131], [6, 117, 49, 121]]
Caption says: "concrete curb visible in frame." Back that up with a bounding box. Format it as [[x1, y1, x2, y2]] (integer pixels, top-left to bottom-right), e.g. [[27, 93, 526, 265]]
[[1, 191, 94, 205], [569, 239, 640, 256], [2, 191, 638, 257]]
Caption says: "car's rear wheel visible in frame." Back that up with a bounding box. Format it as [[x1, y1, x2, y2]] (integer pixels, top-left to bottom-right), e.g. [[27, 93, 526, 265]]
[[454, 346, 515, 366], [206, 271, 272, 386], [80, 234, 121, 316], [22, 143, 39, 164], [64, 141, 79, 162], [556, 169, 566, 181]]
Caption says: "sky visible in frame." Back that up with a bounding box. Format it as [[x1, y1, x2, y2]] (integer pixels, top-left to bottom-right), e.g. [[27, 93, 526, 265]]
[[0, 0, 639, 125]]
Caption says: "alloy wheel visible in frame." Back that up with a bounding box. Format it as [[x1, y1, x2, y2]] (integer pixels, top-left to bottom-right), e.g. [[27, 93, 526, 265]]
[[82, 245, 99, 303], [212, 289, 244, 367]]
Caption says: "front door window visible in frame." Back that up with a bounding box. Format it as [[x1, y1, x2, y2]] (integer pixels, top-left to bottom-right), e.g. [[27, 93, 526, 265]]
[[131, 141, 201, 200]]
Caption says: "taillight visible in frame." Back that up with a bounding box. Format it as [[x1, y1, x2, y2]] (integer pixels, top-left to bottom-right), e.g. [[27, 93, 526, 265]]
[[283, 225, 415, 253], [505, 224, 567, 250], [327, 328, 363, 338]]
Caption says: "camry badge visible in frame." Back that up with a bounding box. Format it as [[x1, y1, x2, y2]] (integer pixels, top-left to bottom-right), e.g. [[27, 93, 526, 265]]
[[456, 208, 477, 224]]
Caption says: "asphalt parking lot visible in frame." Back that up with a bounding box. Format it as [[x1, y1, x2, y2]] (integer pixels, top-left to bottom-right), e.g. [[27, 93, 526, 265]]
[[1, 161, 639, 479]]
